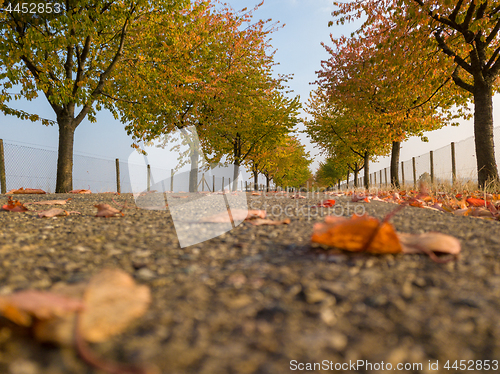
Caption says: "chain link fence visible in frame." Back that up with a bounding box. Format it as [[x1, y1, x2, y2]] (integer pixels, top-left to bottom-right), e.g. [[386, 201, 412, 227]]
[[341, 126, 500, 189]]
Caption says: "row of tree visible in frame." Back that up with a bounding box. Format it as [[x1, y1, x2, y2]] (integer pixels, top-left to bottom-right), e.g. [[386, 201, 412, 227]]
[[0, 0, 311, 192], [307, 0, 500, 189]]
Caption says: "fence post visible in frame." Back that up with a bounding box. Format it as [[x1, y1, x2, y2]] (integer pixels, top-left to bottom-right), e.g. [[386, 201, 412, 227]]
[[0, 139, 6, 194], [147, 164, 151, 192], [379, 170, 382, 188], [222, 177, 224, 191], [229, 178, 231, 192], [171, 169, 174, 192], [401, 161, 405, 188], [384, 168, 388, 187], [412, 157, 417, 189], [451, 142, 456, 184], [213, 175, 215, 192], [430, 151, 434, 185], [115, 158, 121, 193]]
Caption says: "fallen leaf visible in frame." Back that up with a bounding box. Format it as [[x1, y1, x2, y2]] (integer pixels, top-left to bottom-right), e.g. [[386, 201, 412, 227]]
[[94, 204, 124, 217], [79, 269, 151, 343], [69, 189, 92, 194], [200, 209, 266, 223], [399, 232, 461, 262], [6, 187, 46, 194], [0, 290, 84, 327], [311, 212, 461, 262], [26, 198, 71, 205], [314, 199, 336, 207], [466, 197, 486, 207], [312, 214, 402, 254], [37, 209, 81, 218], [1, 196, 29, 212], [248, 218, 291, 226]]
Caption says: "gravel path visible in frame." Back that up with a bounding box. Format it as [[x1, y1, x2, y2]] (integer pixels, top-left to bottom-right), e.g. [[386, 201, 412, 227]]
[[0, 192, 500, 374]]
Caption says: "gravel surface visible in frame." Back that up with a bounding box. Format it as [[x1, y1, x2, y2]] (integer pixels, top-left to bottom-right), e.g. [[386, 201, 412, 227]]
[[1, 192, 500, 374]]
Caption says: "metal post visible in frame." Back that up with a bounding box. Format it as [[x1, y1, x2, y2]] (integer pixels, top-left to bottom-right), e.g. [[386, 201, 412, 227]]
[[171, 169, 174, 192], [401, 161, 405, 188], [0, 139, 6, 194], [115, 158, 121, 193], [451, 142, 456, 184], [430, 151, 434, 185], [147, 164, 151, 192], [213, 175, 215, 192], [229, 178, 231, 192], [222, 177, 224, 191], [412, 157, 417, 189]]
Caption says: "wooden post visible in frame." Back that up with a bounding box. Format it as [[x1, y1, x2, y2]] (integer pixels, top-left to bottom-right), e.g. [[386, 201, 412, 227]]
[[379, 170, 382, 188], [412, 157, 417, 189], [115, 158, 121, 193], [171, 169, 174, 192], [0, 139, 6, 194], [222, 177, 224, 191], [374, 172, 376, 185], [213, 175, 215, 192], [430, 151, 434, 185], [201, 173, 205, 192], [147, 164, 151, 192], [384, 168, 388, 187], [229, 178, 231, 192], [451, 142, 456, 184]]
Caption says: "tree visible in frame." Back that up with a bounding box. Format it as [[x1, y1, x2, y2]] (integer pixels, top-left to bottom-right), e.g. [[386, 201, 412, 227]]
[[0, 0, 188, 192], [315, 157, 346, 189], [331, 0, 500, 187], [317, 10, 464, 187]]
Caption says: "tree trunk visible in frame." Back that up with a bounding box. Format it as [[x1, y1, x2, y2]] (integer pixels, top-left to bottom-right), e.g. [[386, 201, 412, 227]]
[[363, 151, 370, 189], [253, 169, 258, 191], [346, 167, 350, 189], [473, 82, 499, 188], [353, 168, 358, 188], [189, 149, 199, 192], [266, 174, 270, 191], [232, 162, 240, 191], [55, 119, 76, 193], [390, 141, 400, 188]]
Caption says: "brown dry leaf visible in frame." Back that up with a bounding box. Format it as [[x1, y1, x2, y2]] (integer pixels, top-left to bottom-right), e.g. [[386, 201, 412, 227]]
[[26, 198, 71, 205], [248, 218, 291, 226], [37, 209, 81, 218], [79, 269, 151, 343], [199, 209, 266, 223], [399, 232, 461, 262], [0, 290, 84, 327], [94, 204, 124, 217], [6, 187, 46, 194]]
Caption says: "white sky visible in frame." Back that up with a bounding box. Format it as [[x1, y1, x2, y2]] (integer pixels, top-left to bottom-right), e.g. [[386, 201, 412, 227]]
[[0, 0, 496, 184]]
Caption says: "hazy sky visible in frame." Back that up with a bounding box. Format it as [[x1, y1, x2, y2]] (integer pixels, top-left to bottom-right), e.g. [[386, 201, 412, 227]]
[[1, 0, 497, 183]]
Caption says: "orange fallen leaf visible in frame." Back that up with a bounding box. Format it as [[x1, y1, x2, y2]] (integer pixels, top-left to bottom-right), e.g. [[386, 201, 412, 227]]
[[466, 197, 486, 207], [314, 199, 336, 207], [69, 189, 92, 194], [6, 187, 46, 194], [248, 218, 291, 226], [1, 196, 29, 212], [94, 204, 124, 217], [312, 212, 461, 262], [312, 214, 402, 254]]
